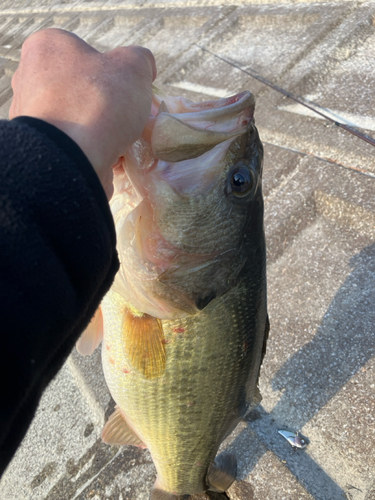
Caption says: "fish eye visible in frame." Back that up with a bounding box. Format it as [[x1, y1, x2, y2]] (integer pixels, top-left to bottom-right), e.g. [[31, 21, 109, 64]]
[[227, 162, 255, 197]]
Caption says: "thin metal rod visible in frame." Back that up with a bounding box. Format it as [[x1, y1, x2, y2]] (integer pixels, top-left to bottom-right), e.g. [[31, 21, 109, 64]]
[[194, 44, 375, 148]]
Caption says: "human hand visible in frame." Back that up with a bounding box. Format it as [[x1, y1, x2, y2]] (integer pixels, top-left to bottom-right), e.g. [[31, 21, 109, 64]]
[[10, 28, 157, 199]]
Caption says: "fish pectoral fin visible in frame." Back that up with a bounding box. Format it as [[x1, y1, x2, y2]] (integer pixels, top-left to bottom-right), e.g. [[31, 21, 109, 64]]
[[76, 306, 103, 356], [122, 310, 166, 379], [101, 405, 146, 448], [207, 453, 237, 493], [245, 314, 270, 408]]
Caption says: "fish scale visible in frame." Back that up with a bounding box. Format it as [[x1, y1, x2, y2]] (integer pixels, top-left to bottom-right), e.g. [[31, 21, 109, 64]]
[[156, 185, 246, 254], [102, 258, 266, 494]]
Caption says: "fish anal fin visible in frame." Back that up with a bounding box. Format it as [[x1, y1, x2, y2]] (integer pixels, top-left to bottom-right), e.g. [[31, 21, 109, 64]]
[[102, 405, 146, 448], [76, 306, 103, 356], [207, 453, 237, 493], [122, 310, 166, 379], [205, 492, 231, 499]]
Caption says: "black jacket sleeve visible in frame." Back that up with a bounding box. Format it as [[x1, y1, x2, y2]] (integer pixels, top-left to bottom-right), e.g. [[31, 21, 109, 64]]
[[0, 117, 119, 475]]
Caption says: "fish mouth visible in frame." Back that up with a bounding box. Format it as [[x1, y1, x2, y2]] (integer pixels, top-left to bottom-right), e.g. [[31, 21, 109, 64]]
[[151, 87, 254, 117], [168, 90, 255, 121], [149, 90, 255, 162], [110, 89, 261, 319]]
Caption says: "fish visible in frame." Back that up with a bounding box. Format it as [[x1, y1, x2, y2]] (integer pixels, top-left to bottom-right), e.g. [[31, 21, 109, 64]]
[[77, 86, 269, 499]]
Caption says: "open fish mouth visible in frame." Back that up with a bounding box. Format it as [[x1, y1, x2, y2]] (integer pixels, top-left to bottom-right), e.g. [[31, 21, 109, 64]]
[[148, 89, 255, 162]]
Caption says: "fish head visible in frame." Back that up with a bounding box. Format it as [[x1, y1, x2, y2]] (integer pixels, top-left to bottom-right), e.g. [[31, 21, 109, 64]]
[[111, 89, 264, 319]]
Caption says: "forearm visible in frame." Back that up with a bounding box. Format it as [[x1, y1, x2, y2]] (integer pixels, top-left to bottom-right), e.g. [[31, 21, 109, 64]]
[[0, 117, 119, 475]]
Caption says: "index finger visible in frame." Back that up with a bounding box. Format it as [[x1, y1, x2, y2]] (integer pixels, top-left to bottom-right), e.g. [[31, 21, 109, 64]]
[[132, 46, 157, 82], [107, 45, 157, 82]]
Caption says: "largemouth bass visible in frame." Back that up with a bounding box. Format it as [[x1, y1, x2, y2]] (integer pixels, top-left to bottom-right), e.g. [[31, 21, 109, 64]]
[[77, 87, 269, 499]]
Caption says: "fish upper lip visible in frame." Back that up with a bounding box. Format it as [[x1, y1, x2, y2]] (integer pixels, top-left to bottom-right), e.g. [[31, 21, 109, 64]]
[[150, 91, 255, 163], [171, 91, 255, 122]]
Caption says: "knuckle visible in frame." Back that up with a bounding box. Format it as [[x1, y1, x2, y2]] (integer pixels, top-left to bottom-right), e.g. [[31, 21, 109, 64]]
[[22, 28, 69, 54], [124, 46, 157, 79], [21, 30, 50, 56]]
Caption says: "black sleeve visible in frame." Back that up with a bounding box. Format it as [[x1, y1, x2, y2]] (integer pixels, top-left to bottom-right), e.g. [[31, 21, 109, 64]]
[[0, 117, 120, 475]]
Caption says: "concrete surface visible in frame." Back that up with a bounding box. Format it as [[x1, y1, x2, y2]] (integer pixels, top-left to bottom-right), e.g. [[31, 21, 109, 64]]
[[0, 0, 374, 499]]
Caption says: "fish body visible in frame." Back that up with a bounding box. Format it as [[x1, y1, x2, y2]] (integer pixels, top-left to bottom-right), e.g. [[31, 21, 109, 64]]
[[79, 88, 268, 498]]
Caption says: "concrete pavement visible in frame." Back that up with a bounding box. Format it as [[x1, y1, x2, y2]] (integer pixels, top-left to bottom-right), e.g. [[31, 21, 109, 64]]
[[0, 1, 374, 498]]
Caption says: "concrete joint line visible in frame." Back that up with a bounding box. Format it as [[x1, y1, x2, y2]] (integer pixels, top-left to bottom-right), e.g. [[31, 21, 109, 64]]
[[262, 140, 375, 180], [67, 355, 106, 427], [0, 0, 363, 16]]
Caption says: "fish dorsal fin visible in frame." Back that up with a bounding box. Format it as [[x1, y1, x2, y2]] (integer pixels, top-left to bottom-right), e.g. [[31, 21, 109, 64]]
[[102, 405, 146, 448], [122, 309, 166, 379], [151, 112, 240, 162], [246, 314, 270, 407], [207, 453, 237, 493], [76, 306, 103, 356]]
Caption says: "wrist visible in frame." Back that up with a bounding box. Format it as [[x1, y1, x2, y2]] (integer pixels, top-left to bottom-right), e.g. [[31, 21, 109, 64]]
[[15, 111, 115, 199]]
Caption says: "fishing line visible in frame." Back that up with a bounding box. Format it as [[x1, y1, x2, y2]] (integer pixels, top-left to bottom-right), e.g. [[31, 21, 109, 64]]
[[193, 44, 375, 148], [263, 141, 375, 180]]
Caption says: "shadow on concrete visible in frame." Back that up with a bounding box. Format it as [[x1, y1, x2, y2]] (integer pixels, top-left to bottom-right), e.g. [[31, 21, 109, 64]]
[[271, 242, 375, 428], [225, 243, 375, 500]]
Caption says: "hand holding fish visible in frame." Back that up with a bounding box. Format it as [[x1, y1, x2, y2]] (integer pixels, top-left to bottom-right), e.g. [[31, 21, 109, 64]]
[[9, 28, 157, 198]]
